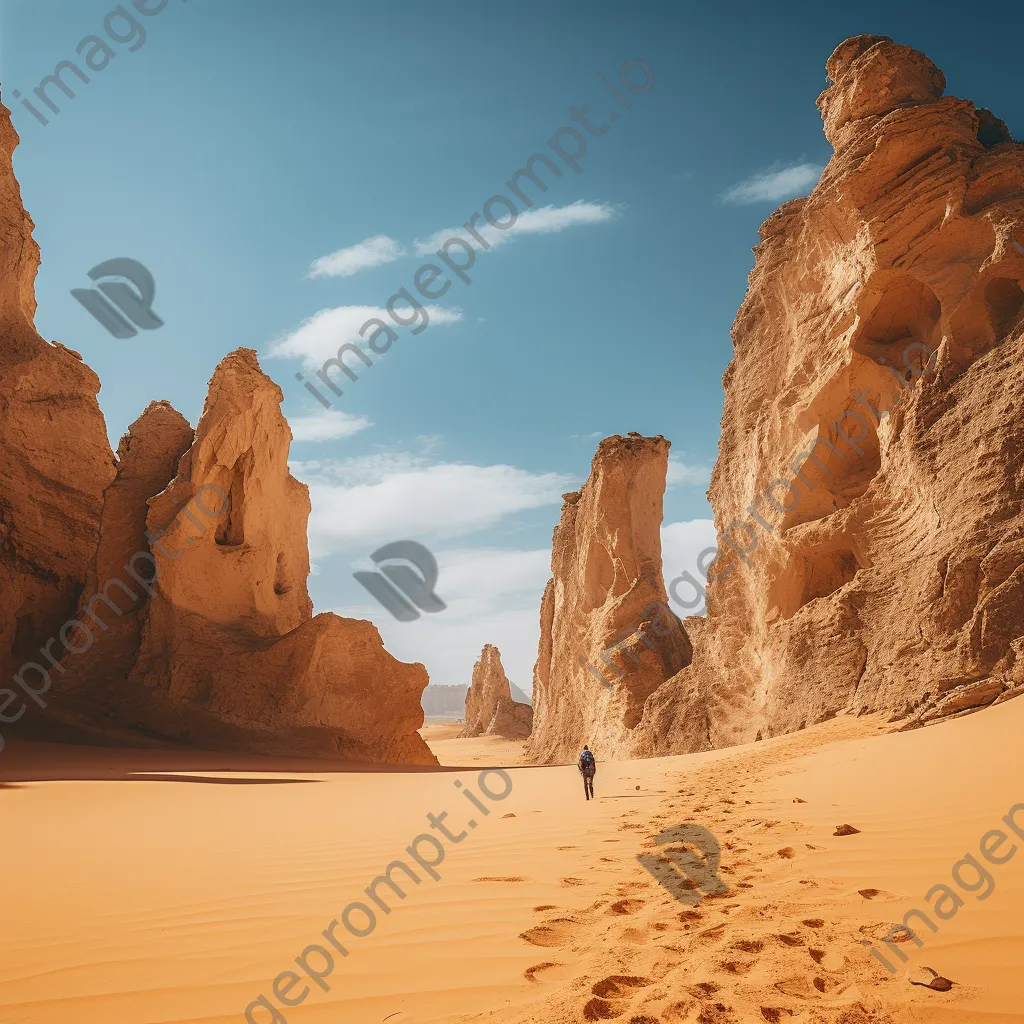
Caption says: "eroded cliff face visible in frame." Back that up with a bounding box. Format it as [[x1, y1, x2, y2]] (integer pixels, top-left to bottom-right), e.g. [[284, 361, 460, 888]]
[[639, 35, 1024, 754], [0, 98, 115, 695], [528, 434, 691, 764], [48, 352, 436, 763], [0, 93, 433, 764], [459, 644, 532, 739]]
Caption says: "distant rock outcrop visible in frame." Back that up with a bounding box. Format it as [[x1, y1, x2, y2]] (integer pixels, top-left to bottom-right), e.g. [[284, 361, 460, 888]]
[[423, 680, 531, 719], [0, 93, 434, 765], [637, 35, 1024, 753], [459, 645, 533, 739], [0, 97, 115, 696], [527, 434, 691, 764]]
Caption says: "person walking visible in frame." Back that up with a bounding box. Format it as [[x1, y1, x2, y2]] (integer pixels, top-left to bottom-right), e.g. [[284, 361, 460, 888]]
[[578, 745, 596, 801]]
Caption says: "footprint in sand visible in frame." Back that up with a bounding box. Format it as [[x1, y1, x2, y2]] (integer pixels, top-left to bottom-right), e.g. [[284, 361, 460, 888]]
[[560, 877, 588, 887], [472, 876, 527, 883], [693, 922, 727, 944], [523, 962, 565, 982], [591, 975, 652, 999], [519, 918, 581, 947], [776, 932, 805, 947], [606, 898, 645, 915], [776, 847, 796, 859], [687, 981, 720, 998], [802, 918, 824, 928], [677, 909, 702, 929], [720, 959, 755, 975], [774, 975, 811, 998], [583, 976, 653, 1021], [858, 887, 902, 900], [732, 938, 764, 953], [533, 904, 557, 911]]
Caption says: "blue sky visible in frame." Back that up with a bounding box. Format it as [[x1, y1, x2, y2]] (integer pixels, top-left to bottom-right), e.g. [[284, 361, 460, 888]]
[[2, 0, 1022, 690]]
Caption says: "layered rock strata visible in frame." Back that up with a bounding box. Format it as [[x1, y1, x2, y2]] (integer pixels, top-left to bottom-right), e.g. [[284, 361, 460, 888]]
[[527, 434, 691, 764], [638, 35, 1024, 753], [459, 644, 532, 739]]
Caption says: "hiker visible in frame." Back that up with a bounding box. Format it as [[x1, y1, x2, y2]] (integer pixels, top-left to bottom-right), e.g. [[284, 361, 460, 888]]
[[578, 745, 596, 801]]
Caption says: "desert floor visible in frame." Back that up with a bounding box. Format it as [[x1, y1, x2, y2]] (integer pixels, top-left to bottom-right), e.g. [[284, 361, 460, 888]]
[[1, 701, 1022, 1023]]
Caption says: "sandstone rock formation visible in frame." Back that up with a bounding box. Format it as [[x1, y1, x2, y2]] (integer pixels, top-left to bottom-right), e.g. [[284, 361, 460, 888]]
[[0, 97, 116, 701], [43, 352, 436, 763], [527, 434, 691, 764], [459, 644, 532, 739], [638, 35, 1024, 753], [423, 681, 530, 718], [0, 92, 434, 765]]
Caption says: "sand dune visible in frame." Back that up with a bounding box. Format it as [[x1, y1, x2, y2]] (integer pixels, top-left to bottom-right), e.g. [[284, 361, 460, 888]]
[[0, 700, 1021, 1023]]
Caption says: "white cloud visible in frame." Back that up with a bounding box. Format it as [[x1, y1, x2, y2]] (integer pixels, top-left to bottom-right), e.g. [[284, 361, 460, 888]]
[[720, 162, 823, 205], [307, 234, 406, 278], [413, 200, 619, 256], [288, 409, 373, 442], [666, 456, 712, 488], [661, 518, 718, 615], [327, 545, 552, 689], [291, 454, 575, 557], [266, 304, 463, 367]]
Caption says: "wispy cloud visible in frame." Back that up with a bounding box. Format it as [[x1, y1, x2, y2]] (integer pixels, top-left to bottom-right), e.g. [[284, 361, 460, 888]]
[[720, 162, 823, 205], [666, 456, 712, 488], [307, 234, 406, 279], [661, 518, 718, 615], [289, 408, 373, 442], [330, 545, 551, 689], [290, 452, 574, 557], [266, 304, 462, 367], [413, 200, 619, 256]]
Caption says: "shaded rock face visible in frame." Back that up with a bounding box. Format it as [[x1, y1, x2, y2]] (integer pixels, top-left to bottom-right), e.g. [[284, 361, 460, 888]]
[[459, 645, 533, 739], [52, 352, 435, 764], [0, 96, 434, 765], [640, 35, 1024, 753], [527, 434, 692, 764], [54, 402, 194, 713], [0, 98, 115, 692]]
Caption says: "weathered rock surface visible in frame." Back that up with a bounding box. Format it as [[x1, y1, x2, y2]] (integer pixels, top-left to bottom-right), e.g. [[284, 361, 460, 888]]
[[0, 91, 434, 764], [638, 35, 1024, 754], [423, 681, 530, 718], [114, 351, 434, 763], [45, 403, 194, 724], [527, 434, 691, 763], [0, 97, 115, 696], [460, 644, 532, 739]]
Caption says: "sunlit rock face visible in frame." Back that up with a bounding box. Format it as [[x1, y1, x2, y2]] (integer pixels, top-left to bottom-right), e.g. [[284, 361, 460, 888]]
[[638, 35, 1024, 754], [527, 433, 691, 764], [460, 644, 533, 739]]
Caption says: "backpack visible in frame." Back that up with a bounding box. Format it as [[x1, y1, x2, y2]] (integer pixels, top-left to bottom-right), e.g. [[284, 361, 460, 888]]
[[580, 750, 595, 771]]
